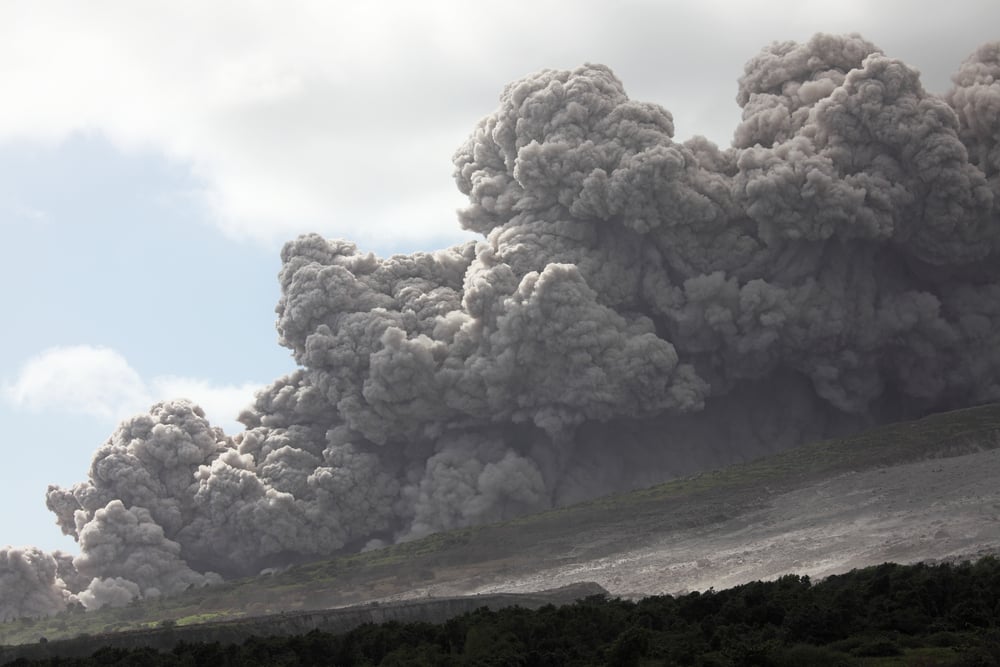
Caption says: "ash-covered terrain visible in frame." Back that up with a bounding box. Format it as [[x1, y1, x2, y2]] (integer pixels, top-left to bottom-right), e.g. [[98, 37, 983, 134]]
[[472, 443, 1000, 599], [3, 32, 1000, 622], [2, 404, 999, 651]]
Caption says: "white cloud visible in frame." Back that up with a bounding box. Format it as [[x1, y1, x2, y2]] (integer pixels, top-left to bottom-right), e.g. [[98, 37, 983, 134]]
[[2, 346, 147, 420], [0, 1, 491, 247], [2, 345, 259, 433], [149, 376, 263, 433], [0, 201, 48, 226], [1, 1, 997, 247]]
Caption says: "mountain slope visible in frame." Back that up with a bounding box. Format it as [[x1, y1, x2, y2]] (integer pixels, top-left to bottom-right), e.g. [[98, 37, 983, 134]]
[[3, 402, 1000, 647]]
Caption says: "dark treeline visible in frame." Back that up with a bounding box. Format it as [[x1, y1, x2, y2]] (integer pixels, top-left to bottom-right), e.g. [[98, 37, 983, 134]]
[[8, 558, 1000, 666]]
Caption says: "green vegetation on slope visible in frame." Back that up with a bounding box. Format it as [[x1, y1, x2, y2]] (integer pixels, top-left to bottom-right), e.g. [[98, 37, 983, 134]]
[[9, 558, 1000, 666]]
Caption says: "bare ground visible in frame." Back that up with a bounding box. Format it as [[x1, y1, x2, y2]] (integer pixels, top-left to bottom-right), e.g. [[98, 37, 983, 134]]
[[400, 447, 1000, 599]]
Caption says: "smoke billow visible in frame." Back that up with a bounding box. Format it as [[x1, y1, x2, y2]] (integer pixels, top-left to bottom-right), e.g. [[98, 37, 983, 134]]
[[4, 33, 1000, 619], [0, 547, 74, 621]]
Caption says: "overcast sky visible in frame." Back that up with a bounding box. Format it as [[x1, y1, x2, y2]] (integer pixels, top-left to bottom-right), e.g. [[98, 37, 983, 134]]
[[2, 0, 999, 554]]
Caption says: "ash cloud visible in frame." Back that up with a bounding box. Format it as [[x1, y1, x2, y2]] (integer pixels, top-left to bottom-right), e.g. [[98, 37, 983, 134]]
[[0, 547, 74, 621], [5, 33, 1000, 619]]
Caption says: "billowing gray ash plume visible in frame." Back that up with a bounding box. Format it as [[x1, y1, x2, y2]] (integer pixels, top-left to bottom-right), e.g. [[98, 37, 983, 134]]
[[7, 33, 1000, 617], [0, 548, 75, 622]]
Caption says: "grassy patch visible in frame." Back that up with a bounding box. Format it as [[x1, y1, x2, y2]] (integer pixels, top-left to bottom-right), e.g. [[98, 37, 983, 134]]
[[174, 611, 242, 627]]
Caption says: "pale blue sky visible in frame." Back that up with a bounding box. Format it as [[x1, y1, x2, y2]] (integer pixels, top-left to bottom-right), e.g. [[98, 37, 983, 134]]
[[0, 136, 297, 551], [2, 0, 999, 553]]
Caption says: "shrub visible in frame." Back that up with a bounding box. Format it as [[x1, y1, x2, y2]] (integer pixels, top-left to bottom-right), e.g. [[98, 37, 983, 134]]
[[851, 636, 903, 657], [771, 643, 854, 667]]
